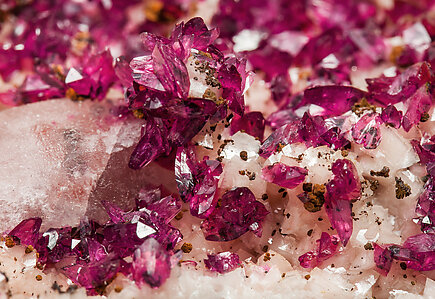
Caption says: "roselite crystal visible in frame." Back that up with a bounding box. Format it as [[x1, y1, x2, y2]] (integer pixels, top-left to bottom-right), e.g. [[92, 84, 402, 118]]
[[175, 146, 223, 218], [8, 218, 42, 247], [380, 105, 402, 129], [352, 113, 383, 149], [415, 178, 435, 233], [5, 184, 183, 294], [261, 163, 308, 189], [126, 17, 250, 169], [129, 117, 170, 169], [63, 255, 122, 295], [327, 159, 361, 202], [204, 252, 241, 274], [201, 187, 269, 242], [35, 227, 73, 264], [300, 86, 366, 117], [374, 234, 435, 275], [394, 233, 435, 271], [402, 85, 433, 132], [373, 243, 394, 276], [299, 232, 339, 268], [132, 238, 172, 289], [325, 159, 361, 246], [259, 122, 301, 158], [366, 62, 434, 107], [411, 135, 435, 233], [230, 111, 265, 141]]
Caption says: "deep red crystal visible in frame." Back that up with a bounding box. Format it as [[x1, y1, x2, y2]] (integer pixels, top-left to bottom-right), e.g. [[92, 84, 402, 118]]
[[201, 187, 269, 241]]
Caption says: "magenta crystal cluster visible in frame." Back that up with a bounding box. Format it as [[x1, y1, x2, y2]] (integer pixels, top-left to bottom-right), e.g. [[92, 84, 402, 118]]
[[201, 187, 269, 242], [0, 0, 194, 106], [125, 17, 251, 169], [7, 187, 182, 295], [1, 0, 435, 294]]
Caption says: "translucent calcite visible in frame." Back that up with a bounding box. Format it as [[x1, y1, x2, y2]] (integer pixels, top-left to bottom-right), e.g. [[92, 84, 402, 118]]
[[0, 99, 175, 231]]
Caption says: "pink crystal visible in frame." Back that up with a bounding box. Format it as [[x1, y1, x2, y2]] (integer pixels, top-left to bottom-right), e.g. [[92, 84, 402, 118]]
[[270, 74, 291, 105], [230, 112, 265, 141], [299, 232, 339, 268], [394, 233, 435, 271], [166, 98, 218, 147], [380, 105, 402, 129], [261, 163, 308, 189], [352, 113, 383, 149], [402, 85, 433, 132], [317, 232, 340, 262], [175, 146, 223, 218], [324, 196, 353, 247], [204, 252, 241, 274], [152, 43, 190, 98], [298, 113, 350, 150], [132, 238, 171, 289], [298, 251, 317, 268], [266, 108, 299, 130], [366, 62, 433, 107], [63, 255, 121, 295], [373, 243, 394, 276], [35, 227, 73, 264], [175, 146, 200, 201], [66, 51, 117, 101], [301, 86, 366, 117], [101, 200, 126, 224], [327, 159, 361, 201], [129, 117, 170, 169], [415, 177, 435, 233], [325, 159, 361, 246], [298, 113, 329, 148], [14, 74, 65, 104], [259, 122, 301, 158], [137, 190, 181, 224], [190, 170, 220, 219], [201, 187, 269, 241], [374, 233, 435, 275], [8, 218, 42, 246]]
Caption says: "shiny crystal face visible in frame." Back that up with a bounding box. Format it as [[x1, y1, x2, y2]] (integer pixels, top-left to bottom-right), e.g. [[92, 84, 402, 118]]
[[0, 0, 435, 297]]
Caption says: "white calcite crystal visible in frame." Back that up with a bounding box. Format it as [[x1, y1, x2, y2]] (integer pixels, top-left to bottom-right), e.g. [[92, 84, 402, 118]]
[[0, 99, 175, 231]]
